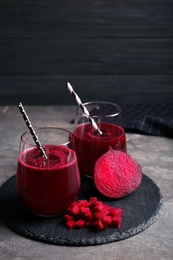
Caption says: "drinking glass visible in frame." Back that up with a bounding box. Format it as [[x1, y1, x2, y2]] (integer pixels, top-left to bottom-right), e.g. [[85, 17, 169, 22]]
[[73, 101, 127, 177], [16, 127, 81, 217]]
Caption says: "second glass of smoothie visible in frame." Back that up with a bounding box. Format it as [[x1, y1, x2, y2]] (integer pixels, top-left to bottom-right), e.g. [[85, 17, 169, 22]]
[[73, 101, 127, 178], [16, 127, 81, 217]]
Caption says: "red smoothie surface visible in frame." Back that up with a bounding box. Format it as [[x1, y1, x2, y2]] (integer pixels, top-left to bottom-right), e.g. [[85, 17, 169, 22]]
[[73, 122, 126, 177], [16, 145, 80, 216]]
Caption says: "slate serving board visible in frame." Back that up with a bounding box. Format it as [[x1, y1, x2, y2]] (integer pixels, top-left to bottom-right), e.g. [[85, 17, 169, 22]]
[[0, 174, 162, 246]]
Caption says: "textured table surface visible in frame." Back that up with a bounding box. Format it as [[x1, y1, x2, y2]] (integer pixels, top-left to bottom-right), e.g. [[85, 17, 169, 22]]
[[0, 106, 173, 260]]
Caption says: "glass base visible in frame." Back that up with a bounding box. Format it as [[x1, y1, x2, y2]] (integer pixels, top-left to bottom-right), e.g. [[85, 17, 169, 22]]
[[83, 173, 94, 179]]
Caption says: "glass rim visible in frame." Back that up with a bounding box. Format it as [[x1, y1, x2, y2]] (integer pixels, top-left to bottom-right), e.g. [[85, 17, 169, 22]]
[[77, 101, 121, 117], [21, 127, 73, 147]]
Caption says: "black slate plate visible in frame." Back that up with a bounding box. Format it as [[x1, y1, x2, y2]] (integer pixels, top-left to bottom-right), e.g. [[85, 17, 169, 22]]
[[0, 174, 162, 246]]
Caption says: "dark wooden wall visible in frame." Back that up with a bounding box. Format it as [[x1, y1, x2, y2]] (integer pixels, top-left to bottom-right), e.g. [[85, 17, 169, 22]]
[[0, 0, 173, 105]]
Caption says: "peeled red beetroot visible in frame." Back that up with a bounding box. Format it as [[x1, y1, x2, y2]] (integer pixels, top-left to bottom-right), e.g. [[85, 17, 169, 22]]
[[94, 150, 142, 198]]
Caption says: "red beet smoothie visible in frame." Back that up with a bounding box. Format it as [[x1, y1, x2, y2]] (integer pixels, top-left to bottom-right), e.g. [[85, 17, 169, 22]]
[[73, 122, 126, 177], [16, 145, 80, 216]]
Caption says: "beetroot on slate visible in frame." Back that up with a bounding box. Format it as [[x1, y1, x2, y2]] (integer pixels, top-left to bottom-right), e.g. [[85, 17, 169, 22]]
[[94, 150, 142, 199], [63, 197, 123, 231]]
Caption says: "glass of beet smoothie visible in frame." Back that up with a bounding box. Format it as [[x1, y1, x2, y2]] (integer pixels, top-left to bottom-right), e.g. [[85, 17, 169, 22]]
[[73, 101, 127, 177], [16, 127, 81, 217]]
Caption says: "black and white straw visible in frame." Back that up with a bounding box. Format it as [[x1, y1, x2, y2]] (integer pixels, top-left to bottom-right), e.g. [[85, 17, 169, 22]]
[[67, 82, 102, 135], [18, 103, 47, 159]]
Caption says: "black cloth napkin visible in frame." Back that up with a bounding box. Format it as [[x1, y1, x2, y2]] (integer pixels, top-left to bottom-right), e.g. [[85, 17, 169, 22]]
[[122, 103, 173, 138]]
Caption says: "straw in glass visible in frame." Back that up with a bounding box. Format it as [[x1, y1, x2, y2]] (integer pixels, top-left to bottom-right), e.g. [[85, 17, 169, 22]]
[[18, 102, 48, 159], [66, 82, 102, 135]]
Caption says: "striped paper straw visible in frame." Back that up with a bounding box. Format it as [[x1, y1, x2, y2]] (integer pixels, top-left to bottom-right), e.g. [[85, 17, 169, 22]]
[[18, 103, 47, 159], [67, 82, 102, 135]]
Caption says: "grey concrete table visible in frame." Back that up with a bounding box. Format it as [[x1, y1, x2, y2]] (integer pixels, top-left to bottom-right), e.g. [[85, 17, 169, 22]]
[[0, 106, 173, 260]]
